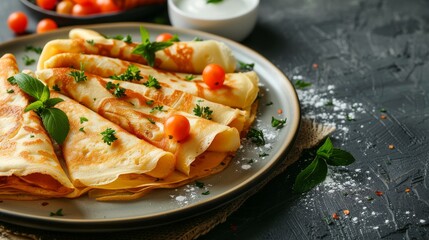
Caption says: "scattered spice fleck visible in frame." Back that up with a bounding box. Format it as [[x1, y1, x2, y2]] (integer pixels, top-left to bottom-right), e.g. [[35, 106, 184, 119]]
[[230, 223, 238, 232], [375, 191, 383, 196], [332, 212, 340, 220], [343, 209, 350, 215], [277, 109, 283, 114], [388, 144, 395, 150], [405, 188, 411, 193], [41, 202, 49, 206], [312, 63, 319, 69], [380, 115, 387, 119]]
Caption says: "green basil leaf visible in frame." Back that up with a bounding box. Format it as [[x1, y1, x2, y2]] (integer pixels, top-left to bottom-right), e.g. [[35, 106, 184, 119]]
[[44, 98, 64, 108], [24, 100, 43, 112], [316, 137, 334, 159], [39, 108, 70, 144], [13, 73, 46, 100], [139, 26, 150, 43], [293, 157, 328, 193], [326, 149, 355, 166], [40, 85, 50, 102]]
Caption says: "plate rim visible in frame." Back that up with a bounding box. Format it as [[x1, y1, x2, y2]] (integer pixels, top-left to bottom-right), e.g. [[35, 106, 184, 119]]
[[0, 22, 301, 231]]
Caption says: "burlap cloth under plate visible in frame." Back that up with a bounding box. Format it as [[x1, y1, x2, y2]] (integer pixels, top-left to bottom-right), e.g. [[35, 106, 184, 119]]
[[0, 119, 335, 240]]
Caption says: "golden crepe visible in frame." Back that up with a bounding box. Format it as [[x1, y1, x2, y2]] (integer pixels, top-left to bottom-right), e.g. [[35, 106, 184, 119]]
[[0, 54, 75, 200], [36, 68, 241, 175], [41, 53, 259, 109], [51, 92, 176, 189], [37, 28, 236, 74]]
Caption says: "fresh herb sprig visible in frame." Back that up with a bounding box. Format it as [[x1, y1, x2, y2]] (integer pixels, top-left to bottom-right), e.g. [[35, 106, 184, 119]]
[[294, 80, 312, 89], [271, 117, 286, 129], [69, 63, 87, 83], [132, 26, 173, 67], [110, 65, 143, 82], [105, 34, 133, 43], [150, 105, 166, 113], [193, 104, 213, 120], [25, 45, 43, 54], [246, 128, 265, 146], [106, 82, 127, 98], [10, 73, 70, 144], [143, 75, 162, 89], [293, 137, 355, 193], [50, 208, 64, 217], [23, 55, 35, 66], [101, 128, 118, 145], [238, 61, 254, 72]]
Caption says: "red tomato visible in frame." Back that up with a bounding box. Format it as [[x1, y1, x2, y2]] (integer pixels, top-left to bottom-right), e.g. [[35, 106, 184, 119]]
[[95, 0, 120, 13], [56, 1, 74, 14], [72, 0, 94, 5], [7, 12, 28, 34], [71, 3, 100, 15], [36, 0, 57, 10], [164, 115, 190, 141], [156, 33, 174, 42], [202, 64, 225, 89], [36, 18, 58, 33]]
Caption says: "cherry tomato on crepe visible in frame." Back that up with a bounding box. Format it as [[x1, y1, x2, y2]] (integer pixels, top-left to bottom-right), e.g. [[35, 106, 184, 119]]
[[156, 33, 174, 42], [36, 19, 58, 33], [164, 115, 190, 141], [202, 63, 225, 89], [72, 3, 100, 15], [36, 0, 57, 10], [7, 12, 28, 34]]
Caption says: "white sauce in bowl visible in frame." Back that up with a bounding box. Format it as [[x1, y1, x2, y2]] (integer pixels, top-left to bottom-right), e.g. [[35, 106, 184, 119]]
[[174, 0, 258, 20]]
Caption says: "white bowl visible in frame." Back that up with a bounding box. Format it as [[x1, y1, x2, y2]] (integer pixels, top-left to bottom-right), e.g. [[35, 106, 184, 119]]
[[168, 0, 259, 42]]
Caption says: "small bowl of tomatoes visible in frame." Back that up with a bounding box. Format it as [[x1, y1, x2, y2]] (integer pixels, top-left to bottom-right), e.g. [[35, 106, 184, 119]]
[[20, 0, 167, 27]]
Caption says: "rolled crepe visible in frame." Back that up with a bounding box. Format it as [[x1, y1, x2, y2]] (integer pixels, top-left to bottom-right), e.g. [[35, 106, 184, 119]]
[[41, 53, 259, 109], [37, 68, 241, 175], [38, 29, 236, 74], [52, 92, 176, 188], [0, 54, 75, 200]]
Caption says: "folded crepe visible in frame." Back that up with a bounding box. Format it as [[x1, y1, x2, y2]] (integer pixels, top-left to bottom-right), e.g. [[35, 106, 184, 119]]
[[0, 54, 75, 200], [37, 28, 236, 74], [41, 53, 259, 109], [51, 92, 176, 189], [36, 68, 241, 175]]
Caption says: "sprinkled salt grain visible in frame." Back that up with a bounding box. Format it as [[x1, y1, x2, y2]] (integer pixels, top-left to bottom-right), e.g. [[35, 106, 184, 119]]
[[420, 219, 426, 224], [241, 164, 251, 170], [352, 217, 358, 223], [405, 211, 410, 214], [371, 211, 376, 216], [175, 196, 186, 202], [373, 226, 379, 230], [385, 219, 389, 224], [355, 169, 361, 172]]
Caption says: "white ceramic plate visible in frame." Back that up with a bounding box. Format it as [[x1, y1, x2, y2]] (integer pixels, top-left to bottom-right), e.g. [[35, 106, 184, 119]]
[[0, 23, 300, 232]]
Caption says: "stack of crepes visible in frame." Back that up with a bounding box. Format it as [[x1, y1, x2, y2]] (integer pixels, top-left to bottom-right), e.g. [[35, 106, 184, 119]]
[[0, 28, 260, 201]]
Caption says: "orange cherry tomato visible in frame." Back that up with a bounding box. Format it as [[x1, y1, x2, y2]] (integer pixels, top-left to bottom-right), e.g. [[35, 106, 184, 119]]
[[95, 0, 120, 13], [72, 0, 94, 5], [71, 3, 100, 15], [156, 33, 174, 42], [164, 115, 190, 141], [202, 64, 225, 89], [7, 12, 28, 34], [56, 1, 75, 14], [36, 18, 58, 33], [36, 0, 57, 10]]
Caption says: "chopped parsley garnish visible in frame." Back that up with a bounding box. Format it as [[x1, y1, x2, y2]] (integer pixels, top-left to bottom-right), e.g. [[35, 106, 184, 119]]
[[168, 34, 181, 42], [184, 74, 195, 81], [193, 104, 213, 120], [246, 128, 265, 146], [271, 117, 286, 129], [202, 190, 210, 195], [10, 73, 69, 144], [52, 84, 61, 92], [150, 105, 166, 113], [25, 45, 43, 54], [143, 75, 161, 89], [207, 0, 223, 3], [265, 101, 273, 106], [69, 63, 87, 83], [259, 152, 269, 157], [79, 117, 88, 124], [6, 89, 14, 94], [106, 82, 127, 98], [325, 100, 334, 106], [101, 128, 118, 145], [147, 118, 155, 124], [132, 26, 173, 67], [146, 100, 154, 106], [238, 61, 254, 71], [79, 127, 85, 133], [193, 37, 204, 41], [23, 55, 35, 66], [110, 65, 143, 82], [86, 39, 95, 45], [294, 80, 312, 89], [195, 181, 205, 188], [7, 76, 17, 85], [50, 208, 64, 216], [30, 134, 35, 138], [380, 108, 387, 113]]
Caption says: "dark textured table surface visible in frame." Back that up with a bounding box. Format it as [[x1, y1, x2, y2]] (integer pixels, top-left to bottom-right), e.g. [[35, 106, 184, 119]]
[[1, 0, 428, 239]]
